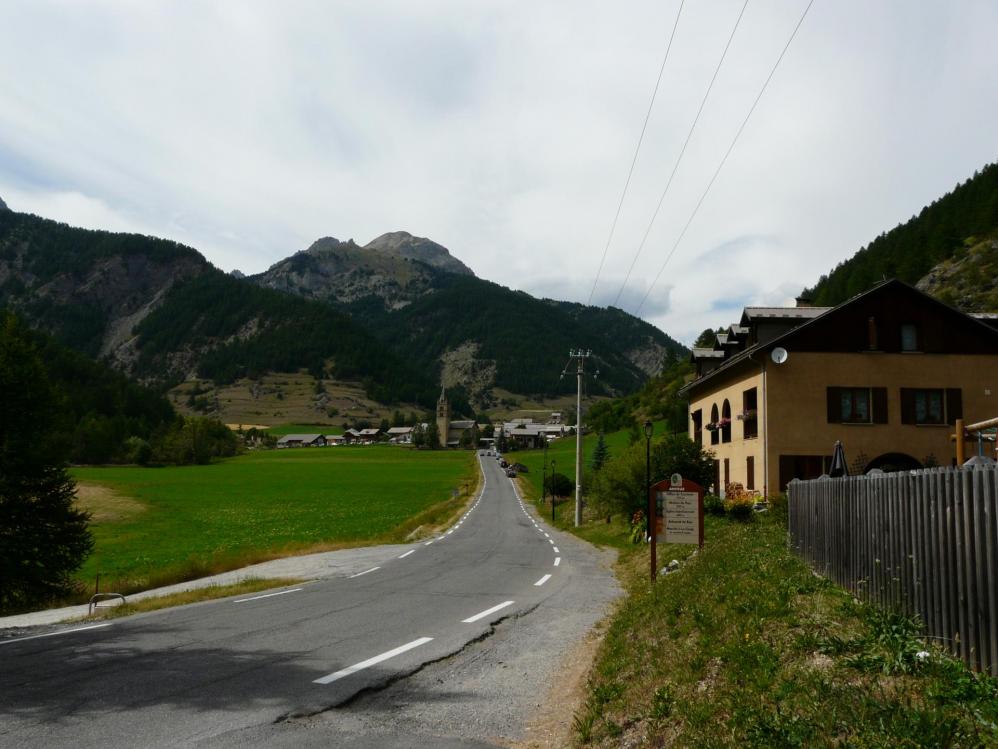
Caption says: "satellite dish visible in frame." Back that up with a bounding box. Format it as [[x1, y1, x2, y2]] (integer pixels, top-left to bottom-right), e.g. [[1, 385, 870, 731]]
[[771, 347, 789, 364]]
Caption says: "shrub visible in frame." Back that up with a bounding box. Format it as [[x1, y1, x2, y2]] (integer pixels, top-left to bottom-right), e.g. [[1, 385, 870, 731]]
[[723, 483, 755, 521], [704, 493, 725, 515]]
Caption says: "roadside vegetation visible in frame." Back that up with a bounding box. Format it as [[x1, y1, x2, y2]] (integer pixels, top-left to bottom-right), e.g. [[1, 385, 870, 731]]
[[65, 446, 476, 604], [513, 428, 998, 747]]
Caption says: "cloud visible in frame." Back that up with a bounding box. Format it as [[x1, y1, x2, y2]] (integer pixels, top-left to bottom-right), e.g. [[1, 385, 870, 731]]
[[1, 0, 996, 343]]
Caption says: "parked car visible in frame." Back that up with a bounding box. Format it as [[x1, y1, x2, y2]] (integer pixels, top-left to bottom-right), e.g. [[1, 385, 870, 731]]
[[505, 469, 517, 478], [500, 460, 508, 468], [512, 463, 528, 473]]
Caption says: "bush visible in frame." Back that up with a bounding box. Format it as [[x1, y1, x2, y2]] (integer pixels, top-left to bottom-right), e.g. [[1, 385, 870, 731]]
[[545, 472, 575, 498], [704, 493, 725, 515], [723, 483, 755, 521]]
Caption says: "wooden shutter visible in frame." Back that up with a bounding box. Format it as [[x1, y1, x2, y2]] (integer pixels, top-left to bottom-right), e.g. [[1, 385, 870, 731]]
[[872, 387, 888, 424], [826, 387, 840, 423], [946, 389, 963, 425], [746, 456, 755, 490], [900, 388, 916, 425]]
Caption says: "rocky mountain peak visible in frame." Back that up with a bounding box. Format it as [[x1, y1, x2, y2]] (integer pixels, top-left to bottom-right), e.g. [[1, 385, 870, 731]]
[[0, 195, 8, 211], [363, 231, 474, 277]]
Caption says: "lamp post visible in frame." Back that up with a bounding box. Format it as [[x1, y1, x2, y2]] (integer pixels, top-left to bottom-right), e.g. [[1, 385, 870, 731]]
[[551, 458, 557, 522], [542, 439, 549, 516], [644, 419, 655, 582]]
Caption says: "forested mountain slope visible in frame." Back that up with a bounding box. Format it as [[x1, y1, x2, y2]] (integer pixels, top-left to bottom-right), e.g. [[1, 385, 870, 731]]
[[806, 162, 998, 307], [0, 208, 435, 406]]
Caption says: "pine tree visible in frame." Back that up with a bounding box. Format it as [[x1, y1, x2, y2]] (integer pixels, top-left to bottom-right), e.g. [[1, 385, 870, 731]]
[[591, 432, 610, 472], [0, 313, 93, 610]]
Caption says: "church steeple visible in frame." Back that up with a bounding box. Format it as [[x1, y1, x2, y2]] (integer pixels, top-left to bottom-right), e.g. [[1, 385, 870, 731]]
[[436, 386, 450, 448]]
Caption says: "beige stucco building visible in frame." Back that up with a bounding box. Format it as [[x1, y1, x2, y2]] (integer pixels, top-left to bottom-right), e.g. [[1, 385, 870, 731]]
[[681, 281, 998, 496]]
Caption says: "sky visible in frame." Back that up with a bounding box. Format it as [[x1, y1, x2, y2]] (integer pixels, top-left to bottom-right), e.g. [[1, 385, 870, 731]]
[[1, 1, 996, 344]]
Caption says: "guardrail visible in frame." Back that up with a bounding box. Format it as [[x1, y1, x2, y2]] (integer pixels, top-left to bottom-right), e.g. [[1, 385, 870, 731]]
[[88, 593, 126, 616]]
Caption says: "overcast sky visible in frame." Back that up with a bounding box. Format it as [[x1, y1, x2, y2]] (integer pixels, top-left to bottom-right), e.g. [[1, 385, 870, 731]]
[[1, 1, 996, 344]]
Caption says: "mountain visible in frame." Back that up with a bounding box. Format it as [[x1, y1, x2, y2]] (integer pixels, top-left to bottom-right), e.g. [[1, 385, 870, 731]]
[[0, 203, 684, 414], [806, 162, 998, 307], [915, 235, 998, 310], [348, 273, 686, 407], [253, 231, 472, 311], [254, 231, 686, 405], [0, 195, 8, 211], [0, 209, 436, 406]]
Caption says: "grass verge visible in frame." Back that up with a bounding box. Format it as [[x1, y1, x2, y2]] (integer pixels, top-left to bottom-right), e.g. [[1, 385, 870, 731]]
[[82, 578, 307, 620], [555, 501, 998, 747]]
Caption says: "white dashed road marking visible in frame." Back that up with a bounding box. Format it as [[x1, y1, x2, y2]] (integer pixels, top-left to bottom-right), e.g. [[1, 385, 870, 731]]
[[461, 600, 515, 623], [350, 567, 380, 578], [314, 637, 434, 685], [534, 574, 552, 586], [234, 588, 302, 603]]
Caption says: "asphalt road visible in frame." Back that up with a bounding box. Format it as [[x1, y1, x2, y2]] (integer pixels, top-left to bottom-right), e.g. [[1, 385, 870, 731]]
[[0, 455, 619, 748]]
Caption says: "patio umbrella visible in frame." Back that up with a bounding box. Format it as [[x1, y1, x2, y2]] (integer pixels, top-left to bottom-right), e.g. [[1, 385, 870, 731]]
[[829, 440, 848, 478]]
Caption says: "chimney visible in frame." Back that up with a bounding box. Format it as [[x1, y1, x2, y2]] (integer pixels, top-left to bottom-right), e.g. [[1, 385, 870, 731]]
[[795, 292, 813, 308]]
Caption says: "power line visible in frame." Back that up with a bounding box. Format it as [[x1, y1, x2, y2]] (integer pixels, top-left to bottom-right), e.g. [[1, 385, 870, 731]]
[[586, 0, 685, 306], [612, 0, 750, 308], [635, 0, 817, 317]]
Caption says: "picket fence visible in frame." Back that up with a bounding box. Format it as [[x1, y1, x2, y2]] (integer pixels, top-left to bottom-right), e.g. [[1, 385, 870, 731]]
[[788, 464, 998, 675]]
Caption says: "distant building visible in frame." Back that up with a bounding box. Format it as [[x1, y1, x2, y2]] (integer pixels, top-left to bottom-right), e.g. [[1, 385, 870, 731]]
[[386, 426, 414, 444], [276, 434, 326, 448], [681, 280, 998, 495]]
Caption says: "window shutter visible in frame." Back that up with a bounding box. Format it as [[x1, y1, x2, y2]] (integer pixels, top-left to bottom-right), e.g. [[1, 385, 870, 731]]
[[872, 388, 888, 424], [746, 456, 755, 490], [826, 387, 839, 423], [946, 389, 963, 425], [900, 388, 916, 425]]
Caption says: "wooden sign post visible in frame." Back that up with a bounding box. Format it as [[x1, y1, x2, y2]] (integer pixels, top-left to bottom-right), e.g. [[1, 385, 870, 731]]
[[648, 474, 705, 582]]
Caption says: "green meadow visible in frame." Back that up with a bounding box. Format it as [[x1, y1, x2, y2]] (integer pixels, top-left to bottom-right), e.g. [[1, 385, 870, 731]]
[[72, 446, 474, 595]]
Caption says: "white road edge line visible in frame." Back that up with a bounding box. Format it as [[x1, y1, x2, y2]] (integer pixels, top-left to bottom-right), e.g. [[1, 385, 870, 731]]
[[234, 588, 303, 603], [350, 566, 381, 578], [425, 540, 435, 546], [553, 547, 560, 553], [313, 636, 434, 685], [398, 550, 415, 559], [554, 557, 561, 566], [461, 600, 515, 623], [0, 623, 112, 646], [534, 574, 552, 586]]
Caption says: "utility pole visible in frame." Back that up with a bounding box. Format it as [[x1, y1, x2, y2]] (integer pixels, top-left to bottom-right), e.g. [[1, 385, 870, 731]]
[[567, 349, 591, 527]]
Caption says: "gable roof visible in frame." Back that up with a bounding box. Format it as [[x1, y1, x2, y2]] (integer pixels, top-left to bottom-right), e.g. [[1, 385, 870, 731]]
[[682, 279, 998, 396]]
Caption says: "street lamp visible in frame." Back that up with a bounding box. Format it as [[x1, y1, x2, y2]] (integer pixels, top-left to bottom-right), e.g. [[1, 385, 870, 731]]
[[644, 420, 654, 581], [551, 458, 557, 522]]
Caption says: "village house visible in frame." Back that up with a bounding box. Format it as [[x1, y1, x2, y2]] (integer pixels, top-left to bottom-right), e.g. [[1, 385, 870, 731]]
[[386, 426, 414, 444], [680, 280, 998, 496], [276, 433, 326, 448]]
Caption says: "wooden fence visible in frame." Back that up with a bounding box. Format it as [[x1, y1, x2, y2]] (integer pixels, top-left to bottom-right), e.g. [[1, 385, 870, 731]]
[[788, 464, 998, 675]]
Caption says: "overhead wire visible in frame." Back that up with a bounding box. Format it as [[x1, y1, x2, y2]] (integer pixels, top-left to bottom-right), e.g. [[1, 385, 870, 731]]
[[635, 0, 817, 316], [586, 0, 686, 306], [612, 0, 750, 308]]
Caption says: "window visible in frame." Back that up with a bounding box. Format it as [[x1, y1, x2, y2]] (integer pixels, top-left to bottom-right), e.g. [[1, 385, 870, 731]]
[[742, 387, 758, 439], [826, 387, 888, 424], [900, 324, 919, 352], [709, 404, 720, 445], [692, 409, 703, 447], [900, 388, 961, 425], [840, 388, 870, 423], [721, 400, 732, 444]]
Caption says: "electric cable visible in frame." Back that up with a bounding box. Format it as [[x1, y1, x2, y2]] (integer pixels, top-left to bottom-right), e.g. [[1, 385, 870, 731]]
[[612, 0, 750, 308], [586, 0, 685, 306], [635, 0, 816, 316]]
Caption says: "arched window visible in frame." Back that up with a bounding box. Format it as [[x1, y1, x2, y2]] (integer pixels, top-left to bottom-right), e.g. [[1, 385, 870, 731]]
[[721, 400, 732, 443], [710, 403, 720, 445]]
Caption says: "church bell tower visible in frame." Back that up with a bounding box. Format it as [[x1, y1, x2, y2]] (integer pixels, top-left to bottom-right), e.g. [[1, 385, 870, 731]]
[[436, 387, 450, 448]]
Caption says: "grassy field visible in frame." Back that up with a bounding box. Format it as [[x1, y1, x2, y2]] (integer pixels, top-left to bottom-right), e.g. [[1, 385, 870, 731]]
[[72, 446, 475, 596]]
